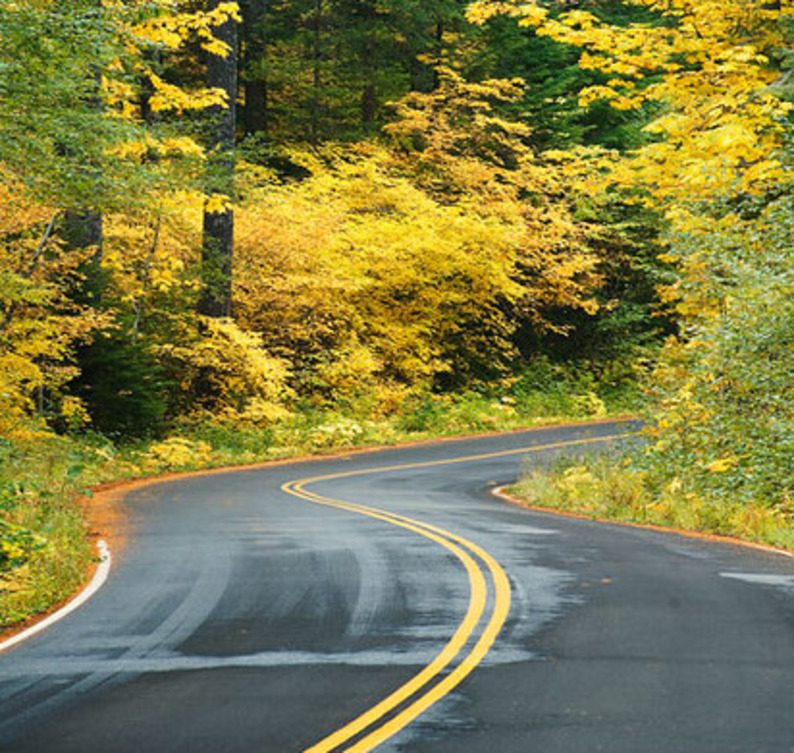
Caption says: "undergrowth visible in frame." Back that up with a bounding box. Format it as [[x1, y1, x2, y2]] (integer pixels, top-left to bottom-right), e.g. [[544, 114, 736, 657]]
[[512, 451, 794, 551]]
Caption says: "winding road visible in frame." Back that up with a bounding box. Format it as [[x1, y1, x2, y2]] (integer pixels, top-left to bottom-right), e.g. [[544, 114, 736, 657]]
[[2, 418, 794, 752]]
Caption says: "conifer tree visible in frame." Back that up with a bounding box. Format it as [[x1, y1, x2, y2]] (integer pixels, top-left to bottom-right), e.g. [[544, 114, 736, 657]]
[[200, 0, 239, 318]]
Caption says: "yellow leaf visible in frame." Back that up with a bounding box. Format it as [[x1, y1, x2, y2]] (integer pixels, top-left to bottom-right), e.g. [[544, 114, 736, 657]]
[[205, 193, 231, 214], [705, 457, 737, 473]]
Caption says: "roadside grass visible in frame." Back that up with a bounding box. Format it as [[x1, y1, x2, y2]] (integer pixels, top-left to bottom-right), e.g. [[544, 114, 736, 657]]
[[0, 438, 95, 627], [511, 452, 794, 551], [0, 367, 641, 628]]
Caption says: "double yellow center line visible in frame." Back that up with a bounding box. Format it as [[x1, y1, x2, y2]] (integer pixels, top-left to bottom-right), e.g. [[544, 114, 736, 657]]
[[281, 428, 635, 752]]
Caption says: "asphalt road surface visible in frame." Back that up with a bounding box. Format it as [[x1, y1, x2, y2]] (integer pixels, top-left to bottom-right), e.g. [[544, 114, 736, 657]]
[[2, 419, 794, 753]]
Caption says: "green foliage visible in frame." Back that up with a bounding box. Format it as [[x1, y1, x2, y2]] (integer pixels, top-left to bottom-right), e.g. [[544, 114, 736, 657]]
[[0, 1, 202, 213], [480, 0, 793, 551], [241, 0, 475, 141], [0, 519, 46, 570], [513, 453, 649, 519], [474, 2, 657, 151], [71, 333, 173, 439], [0, 495, 92, 626], [0, 1, 126, 210], [0, 436, 94, 626], [642, 184, 794, 518], [511, 146, 794, 550], [531, 192, 672, 368]]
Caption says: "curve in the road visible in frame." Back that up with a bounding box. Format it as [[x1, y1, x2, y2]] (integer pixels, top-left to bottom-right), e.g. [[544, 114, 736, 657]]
[[282, 429, 635, 752], [6, 419, 794, 752]]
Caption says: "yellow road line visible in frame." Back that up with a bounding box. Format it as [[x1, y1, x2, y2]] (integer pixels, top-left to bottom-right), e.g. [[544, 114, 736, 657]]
[[283, 430, 634, 752], [284, 483, 488, 753], [344, 534, 511, 753], [290, 431, 637, 488]]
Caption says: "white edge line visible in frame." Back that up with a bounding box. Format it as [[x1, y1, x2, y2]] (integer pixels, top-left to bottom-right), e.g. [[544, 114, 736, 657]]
[[0, 539, 112, 653]]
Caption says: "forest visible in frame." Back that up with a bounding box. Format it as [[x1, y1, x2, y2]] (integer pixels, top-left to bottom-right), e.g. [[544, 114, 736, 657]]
[[0, 0, 791, 626]]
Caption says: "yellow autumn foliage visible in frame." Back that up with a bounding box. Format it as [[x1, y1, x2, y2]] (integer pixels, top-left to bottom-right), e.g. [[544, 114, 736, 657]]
[[235, 140, 601, 399], [101, 194, 203, 315], [106, 1, 241, 119], [468, 0, 791, 206], [157, 316, 292, 425], [0, 173, 108, 440], [143, 436, 214, 472], [385, 65, 604, 322]]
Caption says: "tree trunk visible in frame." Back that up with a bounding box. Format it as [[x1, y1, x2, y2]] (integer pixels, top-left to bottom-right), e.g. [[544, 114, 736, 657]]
[[309, 0, 324, 144], [63, 210, 103, 255], [244, 78, 268, 134], [361, 80, 376, 128], [200, 0, 238, 319], [63, 209, 104, 305], [241, 0, 268, 135], [432, 19, 444, 90], [65, 61, 105, 300], [361, 32, 377, 130]]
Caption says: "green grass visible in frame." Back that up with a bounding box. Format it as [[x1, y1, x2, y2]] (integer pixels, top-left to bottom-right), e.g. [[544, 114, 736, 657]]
[[0, 438, 95, 626]]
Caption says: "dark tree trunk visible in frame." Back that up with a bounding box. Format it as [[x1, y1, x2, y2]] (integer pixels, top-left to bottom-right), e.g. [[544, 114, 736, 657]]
[[241, 0, 268, 135], [200, 209, 234, 318], [140, 49, 161, 125], [64, 208, 104, 305], [63, 210, 103, 255], [361, 30, 377, 130], [65, 61, 105, 297], [432, 19, 444, 90], [361, 80, 376, 128], [409, 54, 427, 92], [200, 0, 238, 319], [309, 0, 323, 144], [61, 207, 105, 312], [244, 78, 267, 134]]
